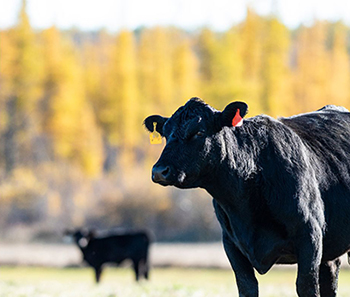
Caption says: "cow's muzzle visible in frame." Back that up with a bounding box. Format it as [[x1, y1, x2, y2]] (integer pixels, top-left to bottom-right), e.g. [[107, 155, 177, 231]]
[[152, 165, 172, 185]]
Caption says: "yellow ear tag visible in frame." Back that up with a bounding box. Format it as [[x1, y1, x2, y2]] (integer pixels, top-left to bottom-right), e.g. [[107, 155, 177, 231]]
[[150, 122, 162, 144]]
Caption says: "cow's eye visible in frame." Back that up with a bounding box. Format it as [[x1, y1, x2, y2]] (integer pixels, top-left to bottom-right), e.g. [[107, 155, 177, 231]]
[[189, 131, 204, 141]]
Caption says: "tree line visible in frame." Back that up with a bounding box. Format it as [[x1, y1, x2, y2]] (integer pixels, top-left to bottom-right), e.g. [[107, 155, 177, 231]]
[[0, 1, 350, 242]]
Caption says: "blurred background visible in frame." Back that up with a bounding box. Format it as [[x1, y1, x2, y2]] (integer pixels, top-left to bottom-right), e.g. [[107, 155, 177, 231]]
[[1, 0, 350, 247]]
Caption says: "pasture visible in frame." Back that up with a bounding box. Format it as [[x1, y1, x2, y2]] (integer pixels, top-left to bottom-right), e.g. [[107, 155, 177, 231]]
[[1, 266, 350, 297]]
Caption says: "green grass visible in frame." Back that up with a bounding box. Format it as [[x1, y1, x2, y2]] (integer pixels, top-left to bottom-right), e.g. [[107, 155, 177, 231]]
[[0, 266, 350, 296]]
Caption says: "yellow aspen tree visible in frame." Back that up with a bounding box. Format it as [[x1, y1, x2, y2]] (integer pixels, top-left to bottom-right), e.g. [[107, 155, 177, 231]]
[[40, 27, 103, 176], [0, 30, 15, 139], [260, 16, 291, 117], [4, 0, 43, 173], [197, 28, 217, 104], [138, 29, 155, 116], [82, 41, 102, 111], [11, 0, 42, 110], [293, 22, 330, 112], [41, 26, 82, 159], [173, 33, 199, 104], [239, 8, 264, 115], [213, 27, 245, 109], [85, 30, 115, 134], [152, 27, 175, 114], [197, 27, 245, 109], [82, 31, 116, 173], [139, 27, 174, 115], [328, 22, 350, 108], [108, 30, 139, 167]]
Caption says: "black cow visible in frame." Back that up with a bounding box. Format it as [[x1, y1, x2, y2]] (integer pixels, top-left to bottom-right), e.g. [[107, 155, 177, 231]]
[[144, 97, 350, 297], [67, 229, 150, 283]]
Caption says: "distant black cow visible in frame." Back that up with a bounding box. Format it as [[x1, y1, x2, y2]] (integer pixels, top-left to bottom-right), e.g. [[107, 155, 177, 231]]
[[144, 97, 350, 296], [67, 229, 150, 283]]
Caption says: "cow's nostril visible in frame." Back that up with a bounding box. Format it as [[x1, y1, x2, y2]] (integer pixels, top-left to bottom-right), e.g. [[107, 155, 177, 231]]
[[162, 166, 170, 177], [152, 165, 171, 183]]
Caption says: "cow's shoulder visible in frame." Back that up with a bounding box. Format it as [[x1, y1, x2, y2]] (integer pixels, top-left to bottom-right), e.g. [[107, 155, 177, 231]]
[[279, 105, 350, 128], [317, 105, 349, 113], [279, 107, 350, 141], [241, 114, 303, 150], [277, 107, 350, 186]]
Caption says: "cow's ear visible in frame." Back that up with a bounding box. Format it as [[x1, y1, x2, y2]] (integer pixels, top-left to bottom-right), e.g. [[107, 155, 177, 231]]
[[63, 229, 73, 236], [144, 115, 168, 136], [88, 229, 96, 240], [220, 101, 248, 128]]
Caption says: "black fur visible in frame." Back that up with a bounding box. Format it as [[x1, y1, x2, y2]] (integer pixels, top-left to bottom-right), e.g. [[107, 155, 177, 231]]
[[144, 98, 350, 296], [66, 229, 150, 283]]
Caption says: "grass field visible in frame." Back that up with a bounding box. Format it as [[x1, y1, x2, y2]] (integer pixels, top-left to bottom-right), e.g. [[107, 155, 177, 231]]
[[0, 266, 350, 296]]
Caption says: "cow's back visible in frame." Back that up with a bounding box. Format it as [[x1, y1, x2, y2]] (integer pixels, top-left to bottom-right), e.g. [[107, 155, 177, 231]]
[[280, 107, 350, 258], [110, 232, 150, 259], [95, 232, 149, 262], [280, 108, 350, 188]]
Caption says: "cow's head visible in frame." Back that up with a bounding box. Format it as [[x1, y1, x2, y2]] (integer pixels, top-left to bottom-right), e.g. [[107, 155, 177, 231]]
[[65, 228, 96, 249], [144, 97, 248, 188]]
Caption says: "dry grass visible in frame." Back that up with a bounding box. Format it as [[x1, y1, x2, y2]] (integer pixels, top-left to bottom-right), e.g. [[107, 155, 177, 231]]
[[0, 243, 349, 296], [0, 266, 349, 297]]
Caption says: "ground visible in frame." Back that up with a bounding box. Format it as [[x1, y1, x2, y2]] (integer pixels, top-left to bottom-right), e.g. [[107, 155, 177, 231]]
[[0, 266, 350, 297]]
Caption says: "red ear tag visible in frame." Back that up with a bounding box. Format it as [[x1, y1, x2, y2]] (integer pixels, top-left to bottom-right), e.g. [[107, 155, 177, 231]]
[[232, 109, 243, 127]]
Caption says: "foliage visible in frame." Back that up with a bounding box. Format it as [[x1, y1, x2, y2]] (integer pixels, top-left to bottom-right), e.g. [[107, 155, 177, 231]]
[[1, 2, 350, 242]]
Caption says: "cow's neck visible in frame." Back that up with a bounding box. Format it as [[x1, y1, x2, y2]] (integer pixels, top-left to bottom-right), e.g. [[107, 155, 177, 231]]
[[204, 167, 290, 274], [203, 170, 248, 209], [201, 133, 260, 207]]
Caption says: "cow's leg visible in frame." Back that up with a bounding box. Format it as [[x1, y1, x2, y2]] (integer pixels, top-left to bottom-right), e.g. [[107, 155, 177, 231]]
[[319, 259, 341, 297], [132, 259, 140, 281], [143, 259, 149, 280], [137, 258, 148, 280], [295, 223, 323, 297], [223, 236, 258, 297], [94, 266, 102, 283]]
